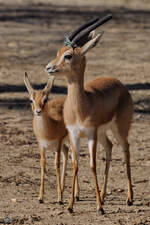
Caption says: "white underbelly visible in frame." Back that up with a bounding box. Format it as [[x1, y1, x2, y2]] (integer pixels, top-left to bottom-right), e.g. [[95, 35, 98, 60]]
[[67, 117, 116, 140], [38, 136, 69, 151], [39, 139, 59, 151], [67, 123, 94, 139]]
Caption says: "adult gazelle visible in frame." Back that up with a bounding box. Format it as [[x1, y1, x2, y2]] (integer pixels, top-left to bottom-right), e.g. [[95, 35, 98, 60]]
[[46, 15, 133, 214]]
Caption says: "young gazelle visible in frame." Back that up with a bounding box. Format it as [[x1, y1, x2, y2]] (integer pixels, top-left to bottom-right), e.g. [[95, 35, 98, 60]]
[[24, 72, 70, 204], [45, 15, 133, 214]]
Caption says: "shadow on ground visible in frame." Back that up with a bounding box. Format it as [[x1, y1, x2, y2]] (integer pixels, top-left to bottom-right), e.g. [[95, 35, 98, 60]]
[[0, 82, 150, 113]]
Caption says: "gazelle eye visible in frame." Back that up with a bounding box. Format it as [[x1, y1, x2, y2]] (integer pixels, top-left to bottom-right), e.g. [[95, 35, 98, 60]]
[[30, 99, 33, 104], [64, 54, 72, 60]]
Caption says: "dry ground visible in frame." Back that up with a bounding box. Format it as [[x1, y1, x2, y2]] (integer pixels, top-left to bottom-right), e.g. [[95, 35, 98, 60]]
[[0, 0, 150, 224]]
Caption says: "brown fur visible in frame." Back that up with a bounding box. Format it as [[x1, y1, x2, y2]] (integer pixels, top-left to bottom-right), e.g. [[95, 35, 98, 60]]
[[64, 76, 133, 129], [33, 96, 67, 142], [24, 74, 70, 204], [46, 37, 133, 213]]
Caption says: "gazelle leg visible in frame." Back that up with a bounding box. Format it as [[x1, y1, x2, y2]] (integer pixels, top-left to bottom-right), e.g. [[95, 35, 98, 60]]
[[61, 144, 69, 199], [99, 133, 112, 204], [75, 174, 80, 201], [55, 141, 63, 204], [67, 134, 79, 213], [61, 144, 80, 202], [122, 139, 133, 205], [112, 125, 133, 205], [88, 130, 104, 214], [38, 148, 46, 203]]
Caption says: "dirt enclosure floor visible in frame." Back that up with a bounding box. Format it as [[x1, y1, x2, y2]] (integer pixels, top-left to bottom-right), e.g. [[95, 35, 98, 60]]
[[0, 0, 150, 224]]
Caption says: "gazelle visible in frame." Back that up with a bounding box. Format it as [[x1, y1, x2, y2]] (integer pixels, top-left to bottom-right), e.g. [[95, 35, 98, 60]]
[[46, 15, 133, 214], [24, 72, 70, 204]]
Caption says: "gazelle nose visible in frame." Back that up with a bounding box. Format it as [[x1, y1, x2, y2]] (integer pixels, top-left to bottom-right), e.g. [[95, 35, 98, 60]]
[[35, 109, 42, 115], [46, 64, 55, 72], [46, 65, 52, 70]]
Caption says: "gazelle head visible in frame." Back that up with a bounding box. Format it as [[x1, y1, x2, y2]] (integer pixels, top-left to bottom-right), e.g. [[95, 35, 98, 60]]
[[46, 15, 112, 80], [24, 72, 54, 116]]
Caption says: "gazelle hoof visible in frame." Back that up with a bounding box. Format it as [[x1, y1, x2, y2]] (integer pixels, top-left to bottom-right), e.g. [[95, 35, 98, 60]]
[[67, 207, 73, 214], [101, 200, 105, 205], [98, 208, 105, 215], [39, 199, 44, 204], [127, 200, 133, 206], [75, 196, 80, 201]]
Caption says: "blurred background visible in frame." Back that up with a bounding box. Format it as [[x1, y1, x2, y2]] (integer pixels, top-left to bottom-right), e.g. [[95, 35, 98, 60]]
[[0, 0, 150, 109]]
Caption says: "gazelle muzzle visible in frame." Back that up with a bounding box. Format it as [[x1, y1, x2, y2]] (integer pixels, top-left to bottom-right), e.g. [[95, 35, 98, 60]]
[[46, 64, 59, 75], [34, 108, 42, 116]]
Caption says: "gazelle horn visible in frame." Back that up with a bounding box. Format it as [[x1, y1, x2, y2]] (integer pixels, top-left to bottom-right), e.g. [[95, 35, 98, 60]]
[[73, 14, 112, 46]]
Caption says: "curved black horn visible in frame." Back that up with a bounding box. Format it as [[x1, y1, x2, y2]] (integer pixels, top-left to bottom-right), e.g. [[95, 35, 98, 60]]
[[73, 14, 112, 45], [68, 17, 99, 41]]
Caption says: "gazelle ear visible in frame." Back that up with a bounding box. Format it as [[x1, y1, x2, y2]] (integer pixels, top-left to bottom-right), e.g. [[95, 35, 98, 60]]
[[24, 72, 34, 94], [81, 32, 103, 55], [87, 30, 95, 40], [43, 76, 55, 94]]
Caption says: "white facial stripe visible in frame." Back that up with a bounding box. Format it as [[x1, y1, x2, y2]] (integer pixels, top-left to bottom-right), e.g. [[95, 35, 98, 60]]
[[56, 49, 73, 66], [42, 95, 47, 105], [30, 94, 34, 103]]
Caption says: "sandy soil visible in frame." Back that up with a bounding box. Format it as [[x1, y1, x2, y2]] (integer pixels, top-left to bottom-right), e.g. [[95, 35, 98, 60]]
[[0, 0, 150, 224]]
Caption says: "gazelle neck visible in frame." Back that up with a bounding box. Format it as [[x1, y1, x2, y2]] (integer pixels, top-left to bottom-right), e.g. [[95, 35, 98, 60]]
[[65, 70, 87, 122], [68, 70, 85, 95]]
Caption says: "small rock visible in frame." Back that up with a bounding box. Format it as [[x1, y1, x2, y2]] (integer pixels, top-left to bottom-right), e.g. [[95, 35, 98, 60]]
[[11, 198, 17, 203], [4, 217, 11, 224], [117, 188, 124, 193], [8, 42, 18, 48]]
